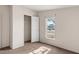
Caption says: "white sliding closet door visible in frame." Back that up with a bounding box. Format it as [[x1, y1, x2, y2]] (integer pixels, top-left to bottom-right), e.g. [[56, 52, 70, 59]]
[[31, 16, 39, 42], [0, 6, 10, 48], [0, 14, 9, 48], [2, 13, 9, 48]]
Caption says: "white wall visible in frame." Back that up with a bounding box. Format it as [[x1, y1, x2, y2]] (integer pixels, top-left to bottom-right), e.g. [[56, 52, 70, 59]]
[[39, 6, 79, 53], [10, 5, 37, 49], [24, 15, 31, 41]]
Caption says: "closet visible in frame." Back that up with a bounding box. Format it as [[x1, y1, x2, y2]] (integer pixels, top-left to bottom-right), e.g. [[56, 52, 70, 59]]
[[24, 15, 39, 43], [24, 15, 31, 42], [0, 6, 10, 48]]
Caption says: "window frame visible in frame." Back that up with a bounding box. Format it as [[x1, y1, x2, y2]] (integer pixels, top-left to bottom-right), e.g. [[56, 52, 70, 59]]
[[45, 16, 56, 40]]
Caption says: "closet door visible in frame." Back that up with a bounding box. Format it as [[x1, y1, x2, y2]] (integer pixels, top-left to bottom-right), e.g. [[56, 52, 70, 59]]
[[31, 16, 39, 42], [2, 10, 9, 48], [0, 15, 2, 48], [0, 6, 9, 48]]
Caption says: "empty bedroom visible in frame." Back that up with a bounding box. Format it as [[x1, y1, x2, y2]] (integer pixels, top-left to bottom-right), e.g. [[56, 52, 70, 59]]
[[0, 5, 79, 54]]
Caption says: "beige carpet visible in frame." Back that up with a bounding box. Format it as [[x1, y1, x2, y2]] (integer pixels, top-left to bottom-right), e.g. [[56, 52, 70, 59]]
[[0, 42, 75, 54]]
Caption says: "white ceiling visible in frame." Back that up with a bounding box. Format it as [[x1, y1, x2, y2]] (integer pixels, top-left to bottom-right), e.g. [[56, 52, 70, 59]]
[[23, 5, 75, 12]]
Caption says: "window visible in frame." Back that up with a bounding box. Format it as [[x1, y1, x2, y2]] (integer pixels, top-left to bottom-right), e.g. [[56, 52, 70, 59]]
[[47, 17, 56, 31], [45, 17, 56, 40]]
